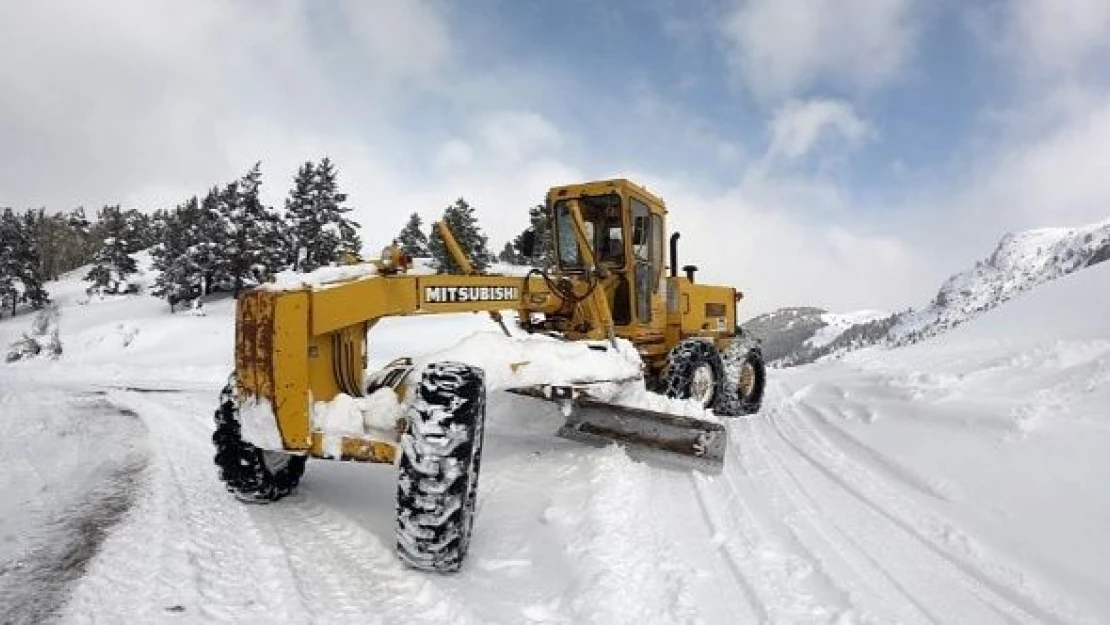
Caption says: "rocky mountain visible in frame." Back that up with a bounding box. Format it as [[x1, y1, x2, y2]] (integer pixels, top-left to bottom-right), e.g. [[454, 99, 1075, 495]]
[[745, 217, 1110, 367]]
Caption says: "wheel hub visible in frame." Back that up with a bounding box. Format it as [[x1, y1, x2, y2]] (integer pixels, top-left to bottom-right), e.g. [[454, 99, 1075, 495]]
[[690, 364, 716, 407], [738, 362, 756, 398], [261, 450, 292, 474]]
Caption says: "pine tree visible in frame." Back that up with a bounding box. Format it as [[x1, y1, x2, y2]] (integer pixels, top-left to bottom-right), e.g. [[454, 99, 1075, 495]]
[[0, 208, 51, 315], [284, 157, 361, 272], [395, 212, 429, 257], [217, 164, 287, 294], [120, 209, 154, 252], [63, 208, 97, 274], [16, 210, 49, 309], [497, 241, 521, 264], [85, 205, 139, 294], [196, 187, 231, 293], [0, 209, 22, 316], [427, 198, 492, 273], [152, 197, 206, 309], [514, 204, 553, 267], [284, 161, 314, 271]]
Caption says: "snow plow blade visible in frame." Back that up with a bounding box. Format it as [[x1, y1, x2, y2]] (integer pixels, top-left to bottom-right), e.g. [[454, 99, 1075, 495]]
[[506, 385, 726, 474]]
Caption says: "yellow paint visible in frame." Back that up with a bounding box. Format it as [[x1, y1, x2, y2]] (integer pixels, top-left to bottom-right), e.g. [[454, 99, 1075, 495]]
[[435, 219, 475, 274], [272, 291, 311, 450]]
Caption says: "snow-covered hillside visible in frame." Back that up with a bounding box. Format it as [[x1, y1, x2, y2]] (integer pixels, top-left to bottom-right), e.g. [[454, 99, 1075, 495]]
[[805, 310, 889, 349], [1, 252, 1109, 623], [746, 217, 1110, 366], [890, 219, 1110, 344]]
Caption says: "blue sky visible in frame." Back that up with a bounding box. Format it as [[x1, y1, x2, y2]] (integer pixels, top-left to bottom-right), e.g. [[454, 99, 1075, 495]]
[[2, 0, 1109, 314]]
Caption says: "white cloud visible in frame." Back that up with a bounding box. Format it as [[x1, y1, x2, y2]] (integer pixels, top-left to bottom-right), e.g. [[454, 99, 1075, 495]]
[[635, 172, 924, 316], [985, 0, 1110, 77], [720, 0, 919, 100], [0, 0, 453, 211], [336, 1, 451, 79], [766, 99, 872, 160], [434, 140, 476, 172], [956, 96, 1110, 232], [475, 111, 563, 162]]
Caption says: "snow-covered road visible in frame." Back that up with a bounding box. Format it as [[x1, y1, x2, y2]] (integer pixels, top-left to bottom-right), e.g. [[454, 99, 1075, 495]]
[[1, 263, 1107, 624], [8, 354, 1103, 624]]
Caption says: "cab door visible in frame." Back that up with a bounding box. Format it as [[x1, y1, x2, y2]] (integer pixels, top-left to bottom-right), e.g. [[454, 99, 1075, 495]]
[[630, 197, 654, 325]]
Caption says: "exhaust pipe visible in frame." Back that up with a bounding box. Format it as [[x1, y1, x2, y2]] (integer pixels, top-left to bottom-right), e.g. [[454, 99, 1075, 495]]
[[670, 233, 680, 278]]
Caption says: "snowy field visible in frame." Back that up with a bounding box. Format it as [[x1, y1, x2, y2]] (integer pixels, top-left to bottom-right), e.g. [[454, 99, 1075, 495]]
[[1, 262, 1108, 624]]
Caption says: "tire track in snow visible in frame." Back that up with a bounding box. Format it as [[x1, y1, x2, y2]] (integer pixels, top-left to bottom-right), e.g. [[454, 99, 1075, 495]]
[[69, 390, 482, 625], [687, 473, 767, 623], [803, 400, 960, 502], [63, 391, 310, 623], [769, 392, 1098, 624], [254, 495, 481, 625], [767, 411, 1023, 623], [737, 411, 941, 625], [691, 420, 858, 624]]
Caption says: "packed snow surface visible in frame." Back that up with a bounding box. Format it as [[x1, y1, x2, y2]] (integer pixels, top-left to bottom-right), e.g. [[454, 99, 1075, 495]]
[[1, 254, 1109, 623]]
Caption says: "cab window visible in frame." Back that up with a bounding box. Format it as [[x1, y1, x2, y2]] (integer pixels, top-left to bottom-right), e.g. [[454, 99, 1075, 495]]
[[554, 194, 625, 269]]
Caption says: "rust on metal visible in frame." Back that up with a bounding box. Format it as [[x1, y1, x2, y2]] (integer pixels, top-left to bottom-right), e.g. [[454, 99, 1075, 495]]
[[309, 432, 398, 464], [235, 290, 276, 403]]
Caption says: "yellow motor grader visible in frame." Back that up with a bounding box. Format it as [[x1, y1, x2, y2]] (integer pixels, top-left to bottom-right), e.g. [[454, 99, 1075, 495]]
[[213, 178, 765, 572]]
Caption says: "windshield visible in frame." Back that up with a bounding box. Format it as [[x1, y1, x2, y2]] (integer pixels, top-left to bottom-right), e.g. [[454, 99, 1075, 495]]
[[553, 194, 625, 269]]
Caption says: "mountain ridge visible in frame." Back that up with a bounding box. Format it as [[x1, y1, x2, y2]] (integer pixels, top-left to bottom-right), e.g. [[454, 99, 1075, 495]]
[[744, 217, 1110, 366]]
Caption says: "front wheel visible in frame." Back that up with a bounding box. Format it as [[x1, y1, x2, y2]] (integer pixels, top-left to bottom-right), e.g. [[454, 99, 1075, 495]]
[[212, 381, 306, 502], [395, 362, 487, 572], [660, 338, 727, 410]]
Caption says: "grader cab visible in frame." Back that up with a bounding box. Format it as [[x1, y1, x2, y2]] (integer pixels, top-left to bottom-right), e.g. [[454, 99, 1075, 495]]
[[213, 178, 766, 572]]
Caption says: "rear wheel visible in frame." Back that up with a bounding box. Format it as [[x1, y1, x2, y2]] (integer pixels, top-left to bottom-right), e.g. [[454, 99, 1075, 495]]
[[719, 344, 767, 416], [212, 381, 306, 502], [396, 362, 487, 572]]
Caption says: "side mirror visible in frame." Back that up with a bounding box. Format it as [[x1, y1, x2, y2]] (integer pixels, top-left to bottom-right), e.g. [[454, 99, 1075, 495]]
[[519, 228, 536, 258]]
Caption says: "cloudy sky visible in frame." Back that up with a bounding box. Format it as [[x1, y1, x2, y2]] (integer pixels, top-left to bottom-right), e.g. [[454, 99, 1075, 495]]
[[2, 0, 1109, 316]]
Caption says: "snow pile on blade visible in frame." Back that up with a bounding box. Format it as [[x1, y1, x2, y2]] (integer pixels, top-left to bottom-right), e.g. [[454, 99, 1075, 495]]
[[414, 330, 718, 423]]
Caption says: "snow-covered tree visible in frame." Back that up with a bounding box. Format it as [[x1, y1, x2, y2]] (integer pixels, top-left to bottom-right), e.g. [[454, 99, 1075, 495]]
[[285, 158, 361, 272], [0, 209, 23, 315], [197, 187, 233, 293], [284, 161, 314, 270], [219, 164, 287, 294], [428, 198, 492, 273], [0, 208, 50, 316], [395, 212, 429, 257], [16, 211, 49, 310], [151, 197, 206, 310], [85, 205, 139, 294]]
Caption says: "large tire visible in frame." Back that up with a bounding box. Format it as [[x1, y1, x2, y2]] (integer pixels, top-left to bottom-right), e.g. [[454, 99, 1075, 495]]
[[719, 344, 767, 417], [396, 362, 487, 573], [661, 338, 728, 410], [213, 382, 306, 503]]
